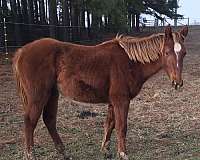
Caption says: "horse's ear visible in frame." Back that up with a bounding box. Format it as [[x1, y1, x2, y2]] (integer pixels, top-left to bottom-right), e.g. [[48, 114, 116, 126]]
[[165, 25, 173, 40], [179, 26, 188, 38]]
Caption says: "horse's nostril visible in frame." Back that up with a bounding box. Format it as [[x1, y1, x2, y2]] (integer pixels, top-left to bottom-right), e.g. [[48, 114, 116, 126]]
[[172, 80, 177, 86], [173, 82, 183, 90], [172, 80, 183, 89], [180, 80, 183, 87], [174, 84, 178, 90]]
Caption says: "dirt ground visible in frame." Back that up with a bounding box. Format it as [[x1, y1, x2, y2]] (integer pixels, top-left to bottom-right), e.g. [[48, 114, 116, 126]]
[[0, 27, 200, 160]]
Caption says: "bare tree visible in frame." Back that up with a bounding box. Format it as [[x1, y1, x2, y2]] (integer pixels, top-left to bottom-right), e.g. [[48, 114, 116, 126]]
[[10, 0, 22, 45], [49, 0, 58, 38], [39, 0, 46, 24]]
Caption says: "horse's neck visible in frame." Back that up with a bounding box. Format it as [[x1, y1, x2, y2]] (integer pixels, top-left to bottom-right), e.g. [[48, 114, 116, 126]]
[[141, 57, 163, 82]]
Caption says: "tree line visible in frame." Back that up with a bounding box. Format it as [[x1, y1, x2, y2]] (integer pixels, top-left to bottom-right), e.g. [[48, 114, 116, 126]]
[[0, 0, 181, 47]]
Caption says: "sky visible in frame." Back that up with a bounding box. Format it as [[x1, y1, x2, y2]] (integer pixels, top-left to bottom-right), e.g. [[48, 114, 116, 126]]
[[143, 0, 200, 25], [178, 0, 200, 24]]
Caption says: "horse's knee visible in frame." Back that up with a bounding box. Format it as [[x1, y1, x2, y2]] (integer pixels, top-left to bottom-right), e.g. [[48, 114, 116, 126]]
[[24, 148, 37, 160], [42, 112, 50, 125], [24, 114, 30, 125], [24, 112, 40, 129], [118, 152, 129, 160], [42, 98, 58, 127], [42, 111, 56, 130], [42, 92, 59, 131]]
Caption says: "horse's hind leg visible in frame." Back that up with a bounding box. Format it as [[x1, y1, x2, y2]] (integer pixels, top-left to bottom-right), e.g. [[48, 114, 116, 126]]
[[24, 103, 43, 160], [101, 104, 115, 158], [42, 87, 68, 159]]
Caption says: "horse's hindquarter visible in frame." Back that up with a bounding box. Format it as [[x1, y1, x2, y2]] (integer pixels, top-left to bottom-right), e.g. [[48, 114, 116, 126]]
[[12, 38, 65, 108], [56, 45, 111, 103]]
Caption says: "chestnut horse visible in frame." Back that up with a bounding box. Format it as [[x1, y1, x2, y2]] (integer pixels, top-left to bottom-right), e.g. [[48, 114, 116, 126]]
[[12, 26, 188, 160]]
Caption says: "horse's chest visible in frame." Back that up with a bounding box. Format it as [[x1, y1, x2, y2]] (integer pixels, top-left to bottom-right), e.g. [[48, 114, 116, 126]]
[[129, 83, 143, 98], [127, 73, 144, 99]]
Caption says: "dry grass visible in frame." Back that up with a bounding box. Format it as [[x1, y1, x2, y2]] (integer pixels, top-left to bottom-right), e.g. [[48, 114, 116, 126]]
[[0, 27, 200, 160]]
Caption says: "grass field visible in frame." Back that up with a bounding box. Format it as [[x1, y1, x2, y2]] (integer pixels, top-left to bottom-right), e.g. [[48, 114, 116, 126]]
[[0, 27, 200, 160]]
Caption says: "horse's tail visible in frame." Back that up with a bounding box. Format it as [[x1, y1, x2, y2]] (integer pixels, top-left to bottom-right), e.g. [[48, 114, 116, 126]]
[[12, 48, 28, 109]]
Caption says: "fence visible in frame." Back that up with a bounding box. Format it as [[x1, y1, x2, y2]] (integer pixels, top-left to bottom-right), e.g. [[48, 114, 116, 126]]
[[139, 17, 190, 32], [0, 17, 191, 55], [1, 19, 127, 54], [0, 22, 97, 53]]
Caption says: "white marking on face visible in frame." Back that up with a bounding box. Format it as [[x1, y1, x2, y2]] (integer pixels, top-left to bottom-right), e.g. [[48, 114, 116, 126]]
[[174, 42, 181, 52], [174, 42, 181, 68]]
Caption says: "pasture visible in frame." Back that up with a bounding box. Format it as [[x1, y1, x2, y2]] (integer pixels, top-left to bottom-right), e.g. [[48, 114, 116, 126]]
[[0, 27, 200, 160]]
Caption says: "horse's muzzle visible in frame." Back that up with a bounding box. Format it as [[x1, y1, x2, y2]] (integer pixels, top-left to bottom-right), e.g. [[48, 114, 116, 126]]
[[172, 80, 183, 90]]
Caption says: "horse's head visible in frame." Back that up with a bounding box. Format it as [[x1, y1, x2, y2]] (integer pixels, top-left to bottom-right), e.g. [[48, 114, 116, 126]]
[[162, 25, 188, 90]]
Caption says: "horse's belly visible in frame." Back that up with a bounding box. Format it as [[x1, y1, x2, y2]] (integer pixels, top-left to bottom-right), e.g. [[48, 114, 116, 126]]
[[57, 78, 109, 103]]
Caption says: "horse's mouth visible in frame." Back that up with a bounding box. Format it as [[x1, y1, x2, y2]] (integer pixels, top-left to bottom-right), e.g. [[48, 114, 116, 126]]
[[172, 80, 183, 90]]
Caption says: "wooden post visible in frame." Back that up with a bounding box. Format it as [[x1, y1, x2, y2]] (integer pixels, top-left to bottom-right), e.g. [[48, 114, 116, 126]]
[[3, 18, 8, 60], [174, 8, 177, 26], [187, 18, 190, 26]]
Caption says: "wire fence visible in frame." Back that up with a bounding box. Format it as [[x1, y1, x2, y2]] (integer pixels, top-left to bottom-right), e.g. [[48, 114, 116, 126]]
[[1, 19, 125, 54], [0, 21, 97, 53], [0, 17, 191, 55]]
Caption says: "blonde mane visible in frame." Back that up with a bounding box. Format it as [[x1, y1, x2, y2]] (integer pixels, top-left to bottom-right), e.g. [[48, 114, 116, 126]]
[[116, 33, 165, 63]]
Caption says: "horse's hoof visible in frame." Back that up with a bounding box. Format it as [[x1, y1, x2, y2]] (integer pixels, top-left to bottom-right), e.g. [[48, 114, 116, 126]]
[[24, 150, 37, 160], [56, 150, 72, 160], [101, 140, 113, 159], [55, 144, 72, 160], [104, 151, 113, 159], [63, 154, 72, 160], [118, 152, 129, 160], [101, 145, 113, 159], [58, 154, 72, 160]]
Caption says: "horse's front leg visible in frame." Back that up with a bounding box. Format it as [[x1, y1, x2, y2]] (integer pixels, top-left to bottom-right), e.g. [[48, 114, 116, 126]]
[[112, 98, 130, 160], [101, 104, 115, 158]]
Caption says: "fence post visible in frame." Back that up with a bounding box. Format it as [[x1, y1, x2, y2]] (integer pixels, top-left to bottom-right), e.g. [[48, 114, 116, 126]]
[[187, 18, 190, 26], [3, 18, 8, 60]]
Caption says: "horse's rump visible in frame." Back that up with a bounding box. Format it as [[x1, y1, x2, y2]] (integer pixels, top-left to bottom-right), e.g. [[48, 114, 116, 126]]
[[12, 39, 63, 110]]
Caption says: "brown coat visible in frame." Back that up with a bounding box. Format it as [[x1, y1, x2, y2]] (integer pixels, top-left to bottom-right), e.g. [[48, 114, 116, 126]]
[[12, 26, 188, 160]]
